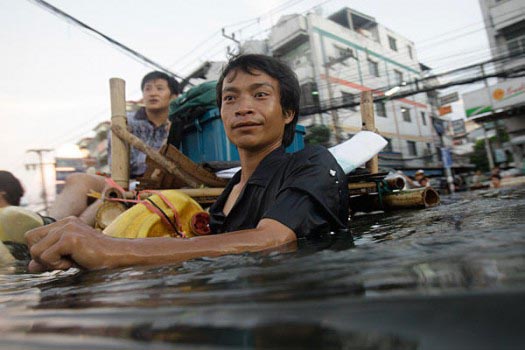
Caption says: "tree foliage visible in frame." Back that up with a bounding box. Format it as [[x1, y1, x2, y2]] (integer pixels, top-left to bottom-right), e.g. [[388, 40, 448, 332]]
[[305, 124, 331, 147]]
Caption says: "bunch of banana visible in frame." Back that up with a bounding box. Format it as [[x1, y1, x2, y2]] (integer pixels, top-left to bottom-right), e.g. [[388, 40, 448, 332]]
[[103, 190, 210, 239]]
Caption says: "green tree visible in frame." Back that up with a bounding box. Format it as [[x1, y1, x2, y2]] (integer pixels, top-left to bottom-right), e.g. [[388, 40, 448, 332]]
[[470, 139, 490, 171], [305, 124, 331, 147]]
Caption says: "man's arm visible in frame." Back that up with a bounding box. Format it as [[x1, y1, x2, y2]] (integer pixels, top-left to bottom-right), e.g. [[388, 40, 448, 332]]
[[26, 217, 297, 272]]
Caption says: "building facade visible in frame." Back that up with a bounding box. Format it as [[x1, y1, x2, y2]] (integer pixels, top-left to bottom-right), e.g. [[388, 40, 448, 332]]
[[479, 0, 525, 71], [470, 0, 525, 170], [268, 8, 439, 170]]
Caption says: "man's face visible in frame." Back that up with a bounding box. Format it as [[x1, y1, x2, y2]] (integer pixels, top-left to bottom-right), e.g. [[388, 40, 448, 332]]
[[142, 78, 173, 111], [220, 69, 293, 152]]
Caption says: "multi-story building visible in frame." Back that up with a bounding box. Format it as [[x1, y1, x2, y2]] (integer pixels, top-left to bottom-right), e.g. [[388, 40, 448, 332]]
[[465, 0, 525, 170], [268, 7, 439, 171], [479, 0, 525, 72]]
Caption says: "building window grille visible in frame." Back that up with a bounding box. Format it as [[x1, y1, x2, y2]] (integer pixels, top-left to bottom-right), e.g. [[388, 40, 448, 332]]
[[375, 101, 387, 117], [507, 35, 525, 56], [388, 36, 398, 51], [407, 140, 417, 156], [421, 111, 427, 126], [401, 107, 411, 122], [368, 59, 380, 77]]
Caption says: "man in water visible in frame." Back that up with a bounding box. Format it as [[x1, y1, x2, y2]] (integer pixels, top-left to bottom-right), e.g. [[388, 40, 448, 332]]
[[27, 54, 348, 272], [48, 71, 179, 225]]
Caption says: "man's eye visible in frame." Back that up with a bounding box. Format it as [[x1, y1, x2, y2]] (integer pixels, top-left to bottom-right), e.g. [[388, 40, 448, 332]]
[[223, 95, 235, 102], [255, 92, 269, 98]]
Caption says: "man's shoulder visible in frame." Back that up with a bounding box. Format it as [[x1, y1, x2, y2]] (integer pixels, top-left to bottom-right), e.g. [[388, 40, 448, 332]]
[[291, 145, 339, 168], [127, 108, 148, 123]]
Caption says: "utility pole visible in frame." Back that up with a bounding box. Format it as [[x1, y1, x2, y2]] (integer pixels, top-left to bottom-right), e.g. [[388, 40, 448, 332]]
[[321, 45, 355, 144], [26, 148, 53, 214], [480, 63, 496, 170], [222, 28, 241, 56]]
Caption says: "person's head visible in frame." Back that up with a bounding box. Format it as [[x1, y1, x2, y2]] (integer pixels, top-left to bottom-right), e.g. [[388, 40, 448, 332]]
[[141, 71, 179, 112], [216, 54, 300, 148], [415, 169, 425, 181], [491, 174, 501, 188], [0, 171, 24, 207]]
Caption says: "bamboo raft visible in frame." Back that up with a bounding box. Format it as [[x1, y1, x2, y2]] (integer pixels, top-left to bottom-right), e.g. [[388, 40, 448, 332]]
[[96, 80, 440, 228]]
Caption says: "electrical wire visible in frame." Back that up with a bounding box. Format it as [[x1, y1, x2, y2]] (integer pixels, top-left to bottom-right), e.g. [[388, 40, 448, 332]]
[[27, 0, 185, 81]]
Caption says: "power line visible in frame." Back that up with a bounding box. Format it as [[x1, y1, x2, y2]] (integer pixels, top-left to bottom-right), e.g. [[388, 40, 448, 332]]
[[299, 53, 525, 116], [28, 0, 185, 81]]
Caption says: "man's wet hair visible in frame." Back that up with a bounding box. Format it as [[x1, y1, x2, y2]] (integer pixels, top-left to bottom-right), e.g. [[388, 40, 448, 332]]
[[0, 171, 24, 206], [216, 54, 300, 147], [141, 71, 180, 95]]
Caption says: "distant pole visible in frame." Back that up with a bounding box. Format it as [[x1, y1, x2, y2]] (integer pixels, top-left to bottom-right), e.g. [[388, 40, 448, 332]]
[[480, 63, 496, 170], [361, 90, 378, 174], [26, 148, 53, 214], [324, 63, 343, 144]]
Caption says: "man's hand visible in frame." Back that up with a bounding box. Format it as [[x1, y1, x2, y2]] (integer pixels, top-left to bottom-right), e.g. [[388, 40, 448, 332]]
[[26, 217, 114, 272]]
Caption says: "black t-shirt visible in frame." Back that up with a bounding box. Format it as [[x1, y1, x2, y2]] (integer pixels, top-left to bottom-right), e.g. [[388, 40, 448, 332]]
[[209, 145, 349, 238]]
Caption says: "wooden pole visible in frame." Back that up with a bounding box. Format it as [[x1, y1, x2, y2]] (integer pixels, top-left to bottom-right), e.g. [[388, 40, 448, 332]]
[[110, 78, 130, 189], [360, 90, 378, 174], [111, 124, 201, 188]]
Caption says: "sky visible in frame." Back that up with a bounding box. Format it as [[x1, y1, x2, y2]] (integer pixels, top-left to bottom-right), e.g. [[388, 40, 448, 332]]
[[0, 0, 490, 208]]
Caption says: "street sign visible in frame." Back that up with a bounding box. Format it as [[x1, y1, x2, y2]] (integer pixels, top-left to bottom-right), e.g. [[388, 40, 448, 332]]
[[439, 92, 459, 106], [439, 105, 452, 116], [441, 148, 453, 168]]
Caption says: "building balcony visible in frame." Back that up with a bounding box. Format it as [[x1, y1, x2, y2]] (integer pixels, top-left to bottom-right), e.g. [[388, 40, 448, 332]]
[[490, 1, 524, 31], [269, 15, 309, 56]]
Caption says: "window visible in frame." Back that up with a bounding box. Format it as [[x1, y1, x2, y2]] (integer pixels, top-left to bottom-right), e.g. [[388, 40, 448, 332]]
[[394, 69, 403, 85], [407, 45, 413, 59], [341, 91, 354, 108], [336, 46, 354, 59], [421, 111, 427, 126], [401, 107, 411, 122], [407, 141, 417, 156], [375, 101, 387, 117], [388, 36, 397, 51], [383, 138, 393, 152], [368, 59, 379, 77], [300, 82, 319, 108], [506, 35, 525, 56]]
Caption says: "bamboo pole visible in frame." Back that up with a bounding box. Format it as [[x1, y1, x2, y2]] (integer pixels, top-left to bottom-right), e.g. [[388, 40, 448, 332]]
[[348, 177, 405, 191], [109, 78, 129, 189], [360, 90, 378, 174], [111, 124, 201, 188], [349, 187, 440, 213]]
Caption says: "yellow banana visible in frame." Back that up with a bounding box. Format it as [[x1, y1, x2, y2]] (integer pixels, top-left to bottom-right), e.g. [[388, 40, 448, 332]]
[[103, 190, 209, 239]]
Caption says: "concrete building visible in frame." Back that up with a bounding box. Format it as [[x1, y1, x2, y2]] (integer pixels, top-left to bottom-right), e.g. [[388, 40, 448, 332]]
[[466, 0, 525, 171], [479, 0, 525, 72], [268, 8, 440, 171]]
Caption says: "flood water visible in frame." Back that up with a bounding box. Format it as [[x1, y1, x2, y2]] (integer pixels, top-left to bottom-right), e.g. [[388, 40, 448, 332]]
[[1, 185, 525, 349]]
